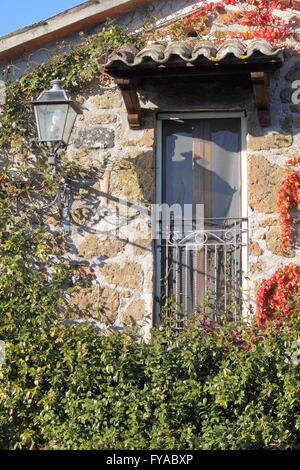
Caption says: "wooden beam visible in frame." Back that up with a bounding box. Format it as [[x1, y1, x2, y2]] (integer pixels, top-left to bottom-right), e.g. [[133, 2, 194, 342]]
[[250, 71, 270, 127], [106, 60, 282, 80], [103, 58, 282, 129], [115, 78, 142, 130]]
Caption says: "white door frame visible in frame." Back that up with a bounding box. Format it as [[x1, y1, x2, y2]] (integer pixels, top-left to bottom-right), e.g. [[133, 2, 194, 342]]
[[154, 111, 248, 323]]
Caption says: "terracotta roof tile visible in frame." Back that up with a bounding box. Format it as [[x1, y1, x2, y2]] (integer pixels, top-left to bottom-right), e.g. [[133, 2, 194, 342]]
[[102, 38, 282, 69]]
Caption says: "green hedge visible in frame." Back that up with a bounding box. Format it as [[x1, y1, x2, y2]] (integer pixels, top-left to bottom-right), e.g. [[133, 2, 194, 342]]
[[1, 285, 300, 449], [0, 210, 299, 449]]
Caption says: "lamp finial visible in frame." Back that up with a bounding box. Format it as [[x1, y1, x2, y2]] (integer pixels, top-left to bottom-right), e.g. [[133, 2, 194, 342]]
[[50, 78, 64, 91]]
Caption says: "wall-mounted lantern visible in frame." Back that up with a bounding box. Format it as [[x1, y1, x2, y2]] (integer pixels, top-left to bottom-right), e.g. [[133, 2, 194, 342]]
[[31, 78, 82, 162], [30, 78, 82, 233]]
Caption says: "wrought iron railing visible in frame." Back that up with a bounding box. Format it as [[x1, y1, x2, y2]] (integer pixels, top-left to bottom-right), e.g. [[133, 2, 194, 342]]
[[158, 217, 248, 329]]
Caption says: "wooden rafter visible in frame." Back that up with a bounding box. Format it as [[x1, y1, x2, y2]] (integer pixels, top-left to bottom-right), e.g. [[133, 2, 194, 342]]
[[103, 59, 281, 129], [250, 71, 270, 127], [115, 77, 141, 130]]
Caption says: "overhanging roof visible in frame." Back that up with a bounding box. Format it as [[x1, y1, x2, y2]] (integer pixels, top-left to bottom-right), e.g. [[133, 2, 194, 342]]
[[0, 0, 297, 65], [103, 38, 282, 71], [100, 38, 283, 129], [0, 0, 154, 63]]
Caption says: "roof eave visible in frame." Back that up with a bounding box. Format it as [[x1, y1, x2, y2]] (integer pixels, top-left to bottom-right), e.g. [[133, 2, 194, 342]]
[[0, 0, 151, 63], [100, 39, 283, 129]]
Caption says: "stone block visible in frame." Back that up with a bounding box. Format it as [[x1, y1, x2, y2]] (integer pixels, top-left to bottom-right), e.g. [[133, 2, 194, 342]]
[[101, 262, 142, 289], [78, 234, 127, 258], [122, 298, 146, 323], [75, 94, 85, 104], [70, 285, 123, 323], [248, 154, 285, 213], [249, 241, 263, 256], [90, 90, 122, 109], [258, 218, 278, 228], [74, 126, 114, 149], [71, 201, 94, 226], [133, 236, 152, 256], [266, 226, 295, 257], [145, 269, 153, 291], [85, 113, 117, 125], [248, 132, 293, 151], [46, 216, 60, 227], [249, 260, 265, 274], [110, 151, 154, 204], [68, 149, 90, 161], [118, 128, 144, 147], [137, 129, 155, 147]]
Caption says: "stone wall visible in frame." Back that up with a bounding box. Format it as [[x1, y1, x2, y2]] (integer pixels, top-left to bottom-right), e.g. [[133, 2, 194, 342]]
[[49, 47, 299, 337], [46, 82, 156, 339], [0, 1, 299, 337], [246, 56, 300, 300]]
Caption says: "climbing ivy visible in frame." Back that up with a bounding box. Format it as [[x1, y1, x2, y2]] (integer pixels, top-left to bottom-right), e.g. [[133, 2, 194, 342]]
[[0, 21, 145, 153]]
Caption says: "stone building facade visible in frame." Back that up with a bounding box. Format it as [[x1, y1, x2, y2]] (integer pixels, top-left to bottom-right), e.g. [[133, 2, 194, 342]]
[[0, 0, 299, 339]]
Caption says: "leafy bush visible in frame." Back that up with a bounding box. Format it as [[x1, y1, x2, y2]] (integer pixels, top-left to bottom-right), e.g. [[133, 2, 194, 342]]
[[0, 199, 299, 450], [1, 278, 300, 449]]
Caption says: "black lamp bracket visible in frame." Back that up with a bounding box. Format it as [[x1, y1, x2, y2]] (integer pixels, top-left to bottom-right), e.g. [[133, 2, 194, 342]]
[[24, 143, 71, 234]]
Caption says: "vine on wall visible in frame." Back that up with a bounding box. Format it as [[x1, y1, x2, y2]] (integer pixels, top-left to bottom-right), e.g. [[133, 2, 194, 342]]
[[277, 160, 300, 253], [163, 0, 298, 47], [0, 23, 147, 305], [257, 157, 299, 323], [0, 22, 143, 154], [0, 22, 147, 220], [256, 263, 300, 324]]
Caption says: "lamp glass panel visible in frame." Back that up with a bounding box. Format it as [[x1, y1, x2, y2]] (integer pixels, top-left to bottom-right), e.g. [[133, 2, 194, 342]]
[[34, 103, 68, 142], [62, 106, 77, 144]]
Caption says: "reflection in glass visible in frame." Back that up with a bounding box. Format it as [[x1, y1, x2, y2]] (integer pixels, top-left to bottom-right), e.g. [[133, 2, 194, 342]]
[[160, 118, 243, 326]]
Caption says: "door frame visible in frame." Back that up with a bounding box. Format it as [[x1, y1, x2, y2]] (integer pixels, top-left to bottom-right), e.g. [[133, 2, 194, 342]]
[[154, 111, 248, 324]]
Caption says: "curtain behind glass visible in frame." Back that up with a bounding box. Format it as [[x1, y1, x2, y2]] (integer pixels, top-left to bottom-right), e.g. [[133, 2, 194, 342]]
[[163, 118, 241, 222], [161, 117, 242, 321]]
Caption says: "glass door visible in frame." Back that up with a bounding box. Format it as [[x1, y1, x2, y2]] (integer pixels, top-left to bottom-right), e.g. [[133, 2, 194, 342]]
[[156, 113, 247, 327]]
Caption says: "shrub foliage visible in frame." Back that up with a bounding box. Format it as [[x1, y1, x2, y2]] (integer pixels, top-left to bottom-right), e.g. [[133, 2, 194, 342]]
[[0, 258, 300, 450], [0, 121, 299, 451]]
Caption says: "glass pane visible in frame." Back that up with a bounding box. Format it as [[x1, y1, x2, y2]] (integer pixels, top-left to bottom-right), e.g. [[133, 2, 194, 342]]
[[163, 120, 194, 235], [163, 118, 241, 220], [34, 104, 68, 142], [206, 119, 240, 219], [161, 117, 242, 325], [62, 106, 77, 145]]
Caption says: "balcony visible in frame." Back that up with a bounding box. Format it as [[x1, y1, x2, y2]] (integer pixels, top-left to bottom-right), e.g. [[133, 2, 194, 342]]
[[158, 217, 248, 329]]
